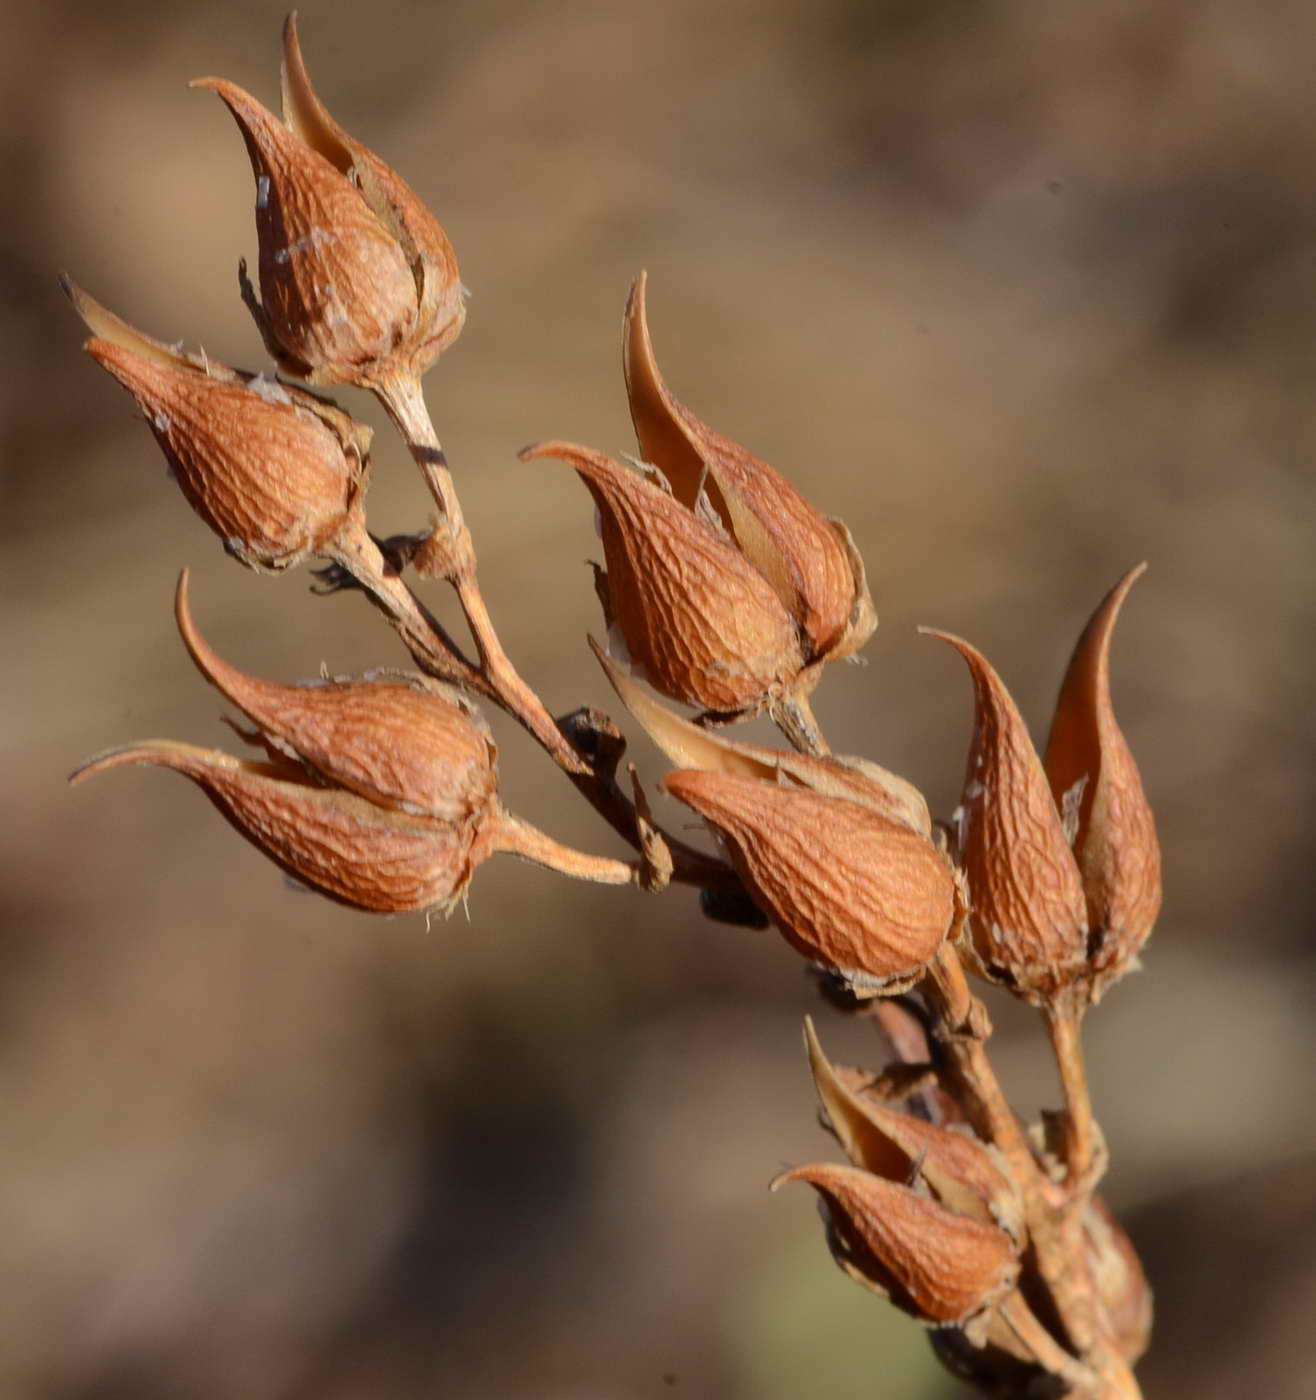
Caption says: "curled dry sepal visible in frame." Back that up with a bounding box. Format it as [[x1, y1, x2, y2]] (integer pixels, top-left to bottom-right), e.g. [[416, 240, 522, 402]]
[[925, 566, 1161, 1007], [195, 12, 464, 390], [521, 275, 875, 723], [70, 574, 634, 914]]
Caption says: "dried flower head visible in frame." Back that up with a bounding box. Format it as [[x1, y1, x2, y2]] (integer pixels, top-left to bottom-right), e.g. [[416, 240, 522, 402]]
[[72, 739, 495, 915], [924, 629, 1089, 1004], [524, 441, 806, 715], [70, 576, 634, 913], [64, 278, 369, 572], [660, 769, 954, 991], [771, 1162, 1020, 1330], [624, 273, 875, 664], [195, 14, 464, 390], [174, 570, 497, 823], [1044, 565, 1161, 1000], [803, 1017, 1024, 1241]]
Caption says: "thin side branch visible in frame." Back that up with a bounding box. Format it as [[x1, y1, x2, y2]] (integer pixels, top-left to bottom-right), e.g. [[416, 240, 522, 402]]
[[1044, 998, 1101, 1193]]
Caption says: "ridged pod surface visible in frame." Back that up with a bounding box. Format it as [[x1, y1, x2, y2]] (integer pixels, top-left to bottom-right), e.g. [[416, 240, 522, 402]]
[[525, 442, 803, 713], [772, 1163, 1020, 1326], [72, 280, 368, 571], [623, 272, 868, 659], [175, 571, 496, 824], [1045, 565, 1161, 999], [70, 742, 492, 914], [926, 629, 1088, 1002], [661, 770, 953, 988]]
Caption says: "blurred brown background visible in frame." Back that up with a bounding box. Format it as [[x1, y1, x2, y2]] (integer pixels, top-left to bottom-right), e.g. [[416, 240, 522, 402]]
[[4, 0, 1314, 1395]]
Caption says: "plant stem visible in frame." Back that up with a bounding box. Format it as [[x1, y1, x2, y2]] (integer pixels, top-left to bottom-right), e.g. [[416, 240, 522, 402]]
[[999, 1293, 1095, 1393], [922, 945, 1112, 1371], [365, 373, 748, 904], [492, 810, 635, 884], [922, 945, 1039, 1194], [329, 517, 489, 694], [1044, 998, 1100, 1192], [372, 370, 589, 775], [772, 691, 831, 756]]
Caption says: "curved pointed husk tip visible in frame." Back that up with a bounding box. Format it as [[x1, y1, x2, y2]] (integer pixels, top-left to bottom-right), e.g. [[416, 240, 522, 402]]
[[624, 270, 650, 345], [917, 625, 970, 656], [190, 76, 272, 132], [769, 1165, 807, 1194], [517, 440, 565, 463], [1095, 562, 1149, 647], [280, 9, 351, 169], [61, 276, 193, 371], [917, 626, 1000, 693], [69, 739, 211, 788], [1073, 561, 1149, 692], [173, 568, 227, 689], [770, 1163, 846, 1198], [517, 440, 605, 476]]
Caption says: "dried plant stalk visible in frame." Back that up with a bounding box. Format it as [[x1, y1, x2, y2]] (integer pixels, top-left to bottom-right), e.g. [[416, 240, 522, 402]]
[[64, 16, 1164, 1398]]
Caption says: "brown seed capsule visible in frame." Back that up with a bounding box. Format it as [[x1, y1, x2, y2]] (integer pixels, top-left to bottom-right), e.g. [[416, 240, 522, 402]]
[[924, 629, 1089, 1003], [175, 570, 497, 824], [195, 15, 464, 388], [660, 770, 954, 990], [803, 1018, 1024, 1240], [65, 279, 369, 572], [523, 441, 805, 714], [624, 272, 875, 662], [592, 638, 931, 833], [1044, 565, 1161, 1000], [70, 741, 493, 915], [771, 1162, 1020, 1326]]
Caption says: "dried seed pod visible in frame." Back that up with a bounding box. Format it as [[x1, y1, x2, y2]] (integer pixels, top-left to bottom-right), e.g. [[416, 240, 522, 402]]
[[175, 570, 496, 823], [924, 629, 1088, 1003], [624, 273, 875, 662], [195, 15, 464, 388], [592, 638, 930, 834], [803, 1018, 1024, 1241], [65, 279, 369, 572], [660, 770, 954, 991], [70, 741, 493, 914], [1044, 565, 1161, 1000], [772, 1163, 1020, 1327], [523, 441, 804, 714]]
